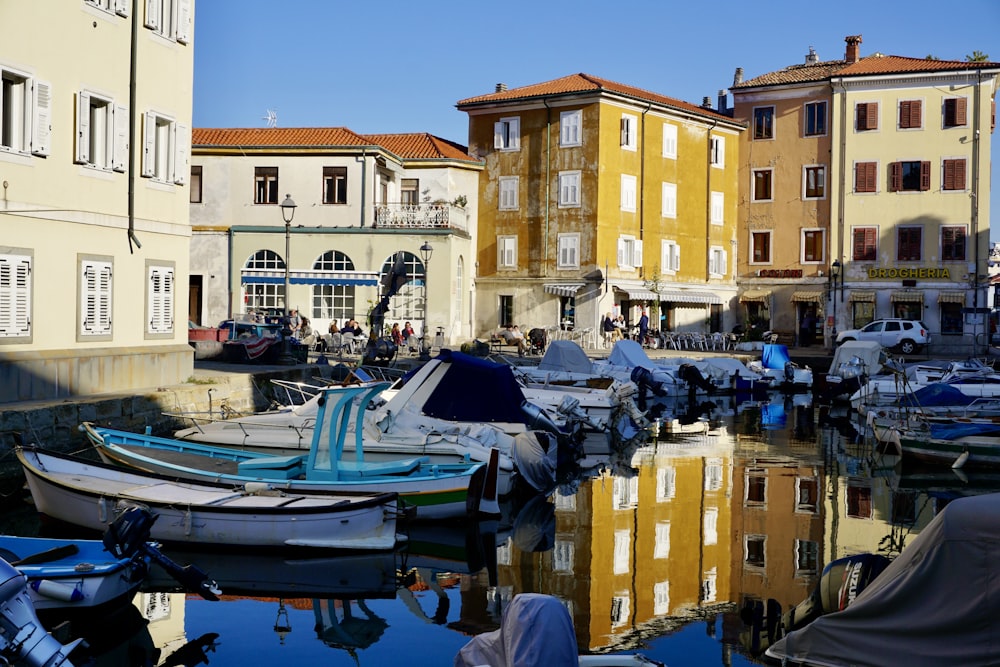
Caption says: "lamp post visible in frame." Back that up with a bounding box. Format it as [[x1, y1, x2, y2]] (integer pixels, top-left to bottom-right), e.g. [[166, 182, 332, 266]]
[[829, 259, 842, 339], [419, 241, 433, 361], [277, 194, 297, 365]]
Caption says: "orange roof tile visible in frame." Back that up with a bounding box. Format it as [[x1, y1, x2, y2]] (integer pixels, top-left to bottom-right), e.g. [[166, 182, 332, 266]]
[[733, 60, 847, 88], [360, 133, 477, 162], [457, 73, 735, 122], [192, 127, 371, 147]]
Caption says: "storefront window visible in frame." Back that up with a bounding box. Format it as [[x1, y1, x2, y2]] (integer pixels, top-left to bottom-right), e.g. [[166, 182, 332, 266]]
[[940, 303, 962, 334]]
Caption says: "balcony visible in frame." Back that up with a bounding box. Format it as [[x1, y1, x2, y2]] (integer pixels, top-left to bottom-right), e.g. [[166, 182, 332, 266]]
[[373, 203, 467, 232]]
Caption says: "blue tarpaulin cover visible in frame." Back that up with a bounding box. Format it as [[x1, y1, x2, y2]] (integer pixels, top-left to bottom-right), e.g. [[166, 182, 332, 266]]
[[761, 344, 791, 370]]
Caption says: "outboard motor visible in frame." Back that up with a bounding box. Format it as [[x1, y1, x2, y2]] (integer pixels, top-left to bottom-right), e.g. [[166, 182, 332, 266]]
[[520, 400, 567, 437], [678, 363, 715, 394], [555, 395, 604, 432], [0, 559, 83, 666], [630, 366, 668, 397]]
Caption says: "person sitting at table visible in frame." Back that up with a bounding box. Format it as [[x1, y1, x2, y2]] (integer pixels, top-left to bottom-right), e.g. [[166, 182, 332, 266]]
[[602, 313, 616, 347], [391, 322, 403, 346], [500, 324, 528, 356], [328, 320, 339, 335]]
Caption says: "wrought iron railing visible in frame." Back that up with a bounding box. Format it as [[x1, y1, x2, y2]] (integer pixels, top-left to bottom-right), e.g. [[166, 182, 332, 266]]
[[372, 203, 467, 231]]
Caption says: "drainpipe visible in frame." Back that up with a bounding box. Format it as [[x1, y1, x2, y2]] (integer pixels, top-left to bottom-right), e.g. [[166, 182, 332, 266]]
[[543, 100, 551, 275], [972, 69, 982, 352], [358, 148, 367, 227], [834, 79, 848, 334], [705, 119, 718, 280], [127, 0, 140, 252], [640, 103, 651, 278], [227, 226, 234, 319]]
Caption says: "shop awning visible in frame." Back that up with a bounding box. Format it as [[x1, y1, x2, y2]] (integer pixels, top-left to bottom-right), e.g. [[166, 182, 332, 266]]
[[240, 269, 380, 286], [543, 283, 585, 298], [890, 290, 923, 304], [659, 290, 722, 305], [938, 291, 967, 304], [790, 290, 824, 303], [849, 290, 876, 303], [614, 286, 660, 301], [740, 289, 771, 303]]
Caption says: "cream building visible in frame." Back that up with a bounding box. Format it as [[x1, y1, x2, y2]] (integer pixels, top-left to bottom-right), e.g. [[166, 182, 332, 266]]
[[0, 1, 195, 404]]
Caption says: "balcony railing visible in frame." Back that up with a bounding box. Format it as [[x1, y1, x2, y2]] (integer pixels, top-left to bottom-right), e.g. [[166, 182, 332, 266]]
[[373, 203, 467, 231]]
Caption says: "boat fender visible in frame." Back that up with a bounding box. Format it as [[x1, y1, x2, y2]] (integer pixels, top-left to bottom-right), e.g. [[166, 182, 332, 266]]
[[952, 450, 970, 470], [244, 482, 274, 495], [29, 579, 84, 602]]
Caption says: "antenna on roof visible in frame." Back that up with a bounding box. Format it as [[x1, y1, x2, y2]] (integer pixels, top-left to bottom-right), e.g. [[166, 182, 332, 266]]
[[263, 109, 277, 128]]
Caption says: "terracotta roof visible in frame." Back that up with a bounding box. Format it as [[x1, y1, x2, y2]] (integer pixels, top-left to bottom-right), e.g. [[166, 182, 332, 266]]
[[192, 127, 371, 147], [360, 133, 477, 162], [457, 73, 735, 122], [733, 60, 847, 88]]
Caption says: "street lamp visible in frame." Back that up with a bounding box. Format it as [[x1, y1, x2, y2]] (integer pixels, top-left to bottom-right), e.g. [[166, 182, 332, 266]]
[[419, 241, 433, 361], [829, 259, 842, 338], [277, 194, 297, 365]]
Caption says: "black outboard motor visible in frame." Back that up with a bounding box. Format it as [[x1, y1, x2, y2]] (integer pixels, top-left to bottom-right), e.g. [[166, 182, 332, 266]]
[[630, 366, 668, 397], [678, 363, 715, 394]]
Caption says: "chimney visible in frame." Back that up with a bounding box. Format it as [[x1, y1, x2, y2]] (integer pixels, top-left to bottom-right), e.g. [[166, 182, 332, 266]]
[[701, 96, 713, 109], [805, 46, 819, 65], [845, 35, 862, 64], [717, 89, 728, 113], [733, 67, 744, 85], [495, 83, 507, 93]]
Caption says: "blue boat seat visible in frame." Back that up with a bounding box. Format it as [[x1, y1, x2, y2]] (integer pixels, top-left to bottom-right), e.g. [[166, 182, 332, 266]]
[[333, 456, 429, 479], [237, 454, 306, 479]]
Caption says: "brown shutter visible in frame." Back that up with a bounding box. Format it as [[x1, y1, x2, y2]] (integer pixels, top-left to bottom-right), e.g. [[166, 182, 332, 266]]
[[900, 101, 921, 128], [911, 100, 921, 128], [943, 160, 955, 190], [866, 103, 878, 130], [856, 104, 866, 130], [955, 158, 966, 190], [955, 97, 967, 126], [889, 162, 902, 192], [920, 161, 931, 191]]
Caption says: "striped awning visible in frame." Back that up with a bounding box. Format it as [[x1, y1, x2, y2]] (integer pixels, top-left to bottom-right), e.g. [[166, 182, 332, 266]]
[[543, 283, 585, 298], [890, 290, 923, 304], [659, 290, 722, 305], [790, 290, 824, 303], [938, 291, 967, 304], [849, 290, 876, 303], [240, 269, 380, 286], [740, 289, 771, 303], [614, 286, 660, 301]]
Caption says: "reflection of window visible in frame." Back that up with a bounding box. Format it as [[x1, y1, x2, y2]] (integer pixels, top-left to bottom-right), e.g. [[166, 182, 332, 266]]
[[654, 581, 670, 615], [656, 467, 676, 501], [796, 477, 818, 513], [746, 473, 766, 504], [852, 227, 877, 261], [745, 535, 765, 567], [847, 483, 872, 518], [614, 476, 638, 509], [753, 107, 774, 139], [705, 460, 723, 491], [942, 226, 967, 261], [613, 530, 630, 574], [611, 594, 630, 628], [654, 522, 671, 559], [323, 167, 347, 204], [804, 101, 827, 136], [751, 231, 771, 263], [553, 538, 574, 572], [702, 568, 717, 603], [795, 540, 819, 574], [703, 508, 718, 545], [891, 491, 918, 524]]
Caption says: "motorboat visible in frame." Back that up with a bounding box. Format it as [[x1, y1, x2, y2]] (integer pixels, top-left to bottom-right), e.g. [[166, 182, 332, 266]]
[[816, 340, 886, 403], [745, 344, 813, 391], [849, 357, 1000, 411]]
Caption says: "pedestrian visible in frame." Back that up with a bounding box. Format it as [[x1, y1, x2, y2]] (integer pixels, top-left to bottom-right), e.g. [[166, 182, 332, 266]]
[[391, 323, 403, 346], [638, 309, 649, 347]]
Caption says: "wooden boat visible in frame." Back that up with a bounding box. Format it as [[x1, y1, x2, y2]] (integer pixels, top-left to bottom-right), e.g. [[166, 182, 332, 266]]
[[17, 447, 403, 551], [887, 420, 1000, 469], [84, 382, 502, 520]]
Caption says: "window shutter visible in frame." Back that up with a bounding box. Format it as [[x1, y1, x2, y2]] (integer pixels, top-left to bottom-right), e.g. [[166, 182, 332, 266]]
[[866, 103, 878, 130], [920, 161, 931, 191], [673, 244, 681, 271], [853, 230, 865, 260], [141, 111, 156, 178], [31, 80, 51, 157], [173, 124, 188, 184], [144, 0, 159, 30], [114, 0, 129, 17], [81, 260, 112, 336], [148, 267, 174, 333], [633, 240, 643, 269], [617, 238, 626, 267], [493, 122, 503, 149], [912, 100, 922, 127], [855, 104, 865, 130], [721, 250, 728, 276], [113, 104, 128, 172], [954, 159, 966, 190], [0, 254, 32, 337], [889, 162, 901, 192], [955, 97, 967, 126], [620, 117, 628, 146], [75, 92, 91, 164], [508, 119, 519, 149], [176, 0, 191, 43]]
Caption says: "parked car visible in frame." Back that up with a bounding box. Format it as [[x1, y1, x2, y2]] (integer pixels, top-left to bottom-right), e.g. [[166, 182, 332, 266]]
[[835, 319, 930, 354]]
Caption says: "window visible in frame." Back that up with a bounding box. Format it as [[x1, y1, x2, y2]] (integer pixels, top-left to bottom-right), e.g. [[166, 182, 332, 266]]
[[943, 97, 968, 128], [852, 227, 878, 261], [656, 467, 676, 501], [614, 476, 639, 509], [847, 483, 872, 519], [553, 538, 574, 573], [400, 178, 418, 206], [146, 262, 174, 336], [753, 107, 774, 140], [942, 226, 967, 261], [661, 240, 680, 273], [80, 257, 113, 339], [558, 171, 581, 207], [560, 110, 581, 147], [703, 508, 718, 545], [0, 252, 31, 341], [242, 250, 285, 312], [494, 116, 520, 150], [804, 165, 826, 199], [705, 460, 723, 491], [322, 167, 347, 204], [1, 68, 50, 157], [710, 136, 725, 167], [254, 167, 278, 204], [662, 122, 677, 158], [746, 473, 766, 504], [854, 161, 878, 193], [613, 529, 631, 574], [661, 182, 677, 218], [943, 158, 967, 191], [498, 235, 517, 269], [710, 191, 724, 225], [796, 477, 819, 513], [899, 99, 922, 129], [654, 580, 670, 614], [752, 168, 772, 201], [751, 231, 771, 263], [856, 102, 879, 131], [709, 246, 727, 277], [84, 0, 128, 14], [620, 113, 637, 150], [141, 111, 186, 184], [499, 294, 514, 327], [617, 235, 641, 269], [189, 165, 202, 203], [498, 176, 518, 210], [312, 251, 356, 322], [557, 234, 580, 269], [897, 226, 922, 261], [745, 535, 766, 568], [802, 229, 825, 263], [75, 91, 127, 171], [941, 302, 963, 335], [796, 540, 819, 574], [144, 0, 191, 43], [889, 161, 930, 192], [620, 174, 636, 212], [804, 101, 826, 136]]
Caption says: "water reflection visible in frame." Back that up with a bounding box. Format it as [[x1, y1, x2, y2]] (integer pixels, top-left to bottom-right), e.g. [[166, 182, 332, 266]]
[[14, 391, 998, 666]]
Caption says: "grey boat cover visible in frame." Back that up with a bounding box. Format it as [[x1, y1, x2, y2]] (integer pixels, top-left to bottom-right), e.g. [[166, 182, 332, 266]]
[[607, 340, 656, 370], [537, 340, 595, 374], [829, 340, 884, 377], [455, 593, 577, 667], [767, 492, 1000, 666]]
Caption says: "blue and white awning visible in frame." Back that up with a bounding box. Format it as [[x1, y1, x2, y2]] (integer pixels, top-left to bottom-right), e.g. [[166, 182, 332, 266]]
[[240, 270, 380, 286]]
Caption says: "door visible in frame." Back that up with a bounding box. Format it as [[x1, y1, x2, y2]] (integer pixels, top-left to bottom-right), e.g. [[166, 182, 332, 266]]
[[189, 275, 203, 325]]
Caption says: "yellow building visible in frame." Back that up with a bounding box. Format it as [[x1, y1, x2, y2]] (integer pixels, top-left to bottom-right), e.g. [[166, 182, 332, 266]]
[[457, 75, 744, 341], [0, 1, 196, 403]]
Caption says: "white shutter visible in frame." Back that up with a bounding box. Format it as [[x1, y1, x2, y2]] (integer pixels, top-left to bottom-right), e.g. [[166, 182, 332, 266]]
[[141, 111, 156, 177], [0, 254, 31, 337], [75, 91, 91, 164], [112, 104, 128, 172], [144, 0, 159, 30], [508, 118, 519, 149], [634, 240, 643, 269], [493, 122, 503, 149], [620, 117, 628, 146], [31, 80, 51, 157], [176, 0, 191, 43], [148, 266, 175, 333], [672, 244, 681, 271], [568, 236, 578, 267], [721, 250, 728, 277], [617, 238, 626, 267], [173, 123, 188, 184], [114, 0, 129, 17], [81, 260, 113, 336]]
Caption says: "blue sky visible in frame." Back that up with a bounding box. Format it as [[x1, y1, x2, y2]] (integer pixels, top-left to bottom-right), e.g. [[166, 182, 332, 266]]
[[192, 0, 999, 238]]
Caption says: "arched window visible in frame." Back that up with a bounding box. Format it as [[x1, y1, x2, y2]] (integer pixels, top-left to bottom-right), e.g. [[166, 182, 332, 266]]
[[312, 251, 356, 323], [241, 250, 285, 313], [379, 251, 425, 327]]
